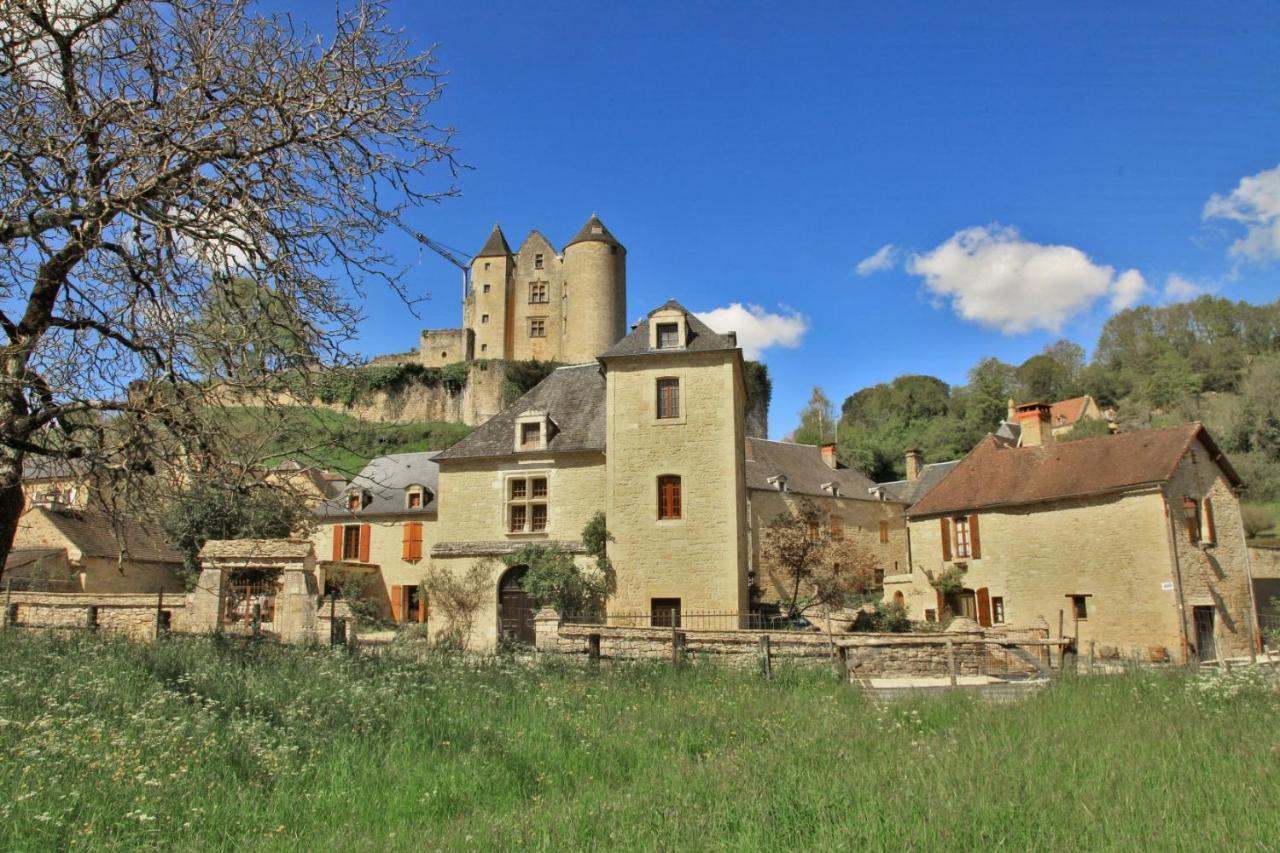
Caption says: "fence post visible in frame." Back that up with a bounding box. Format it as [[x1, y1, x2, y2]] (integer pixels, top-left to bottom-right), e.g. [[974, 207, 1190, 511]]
[[588, 633, 601, 663], [946, 639, 957, 687], [833, 645, 848, 684], [85, 605, 98, 631], [5, 602, 18, 628], [329, 592, 339, 646], [251, 602, 262, 640], [671, 624, 685, 666], [758, 634, 772, 680], [1088, 639, 1096, 674]]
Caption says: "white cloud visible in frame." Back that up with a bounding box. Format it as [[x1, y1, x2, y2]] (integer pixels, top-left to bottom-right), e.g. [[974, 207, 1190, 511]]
[[855, 244, 898, 276], [694, 303, 808, 360], [905, 224, 1148, 335], [1163, 274, 1204, 302], [1203, 163, 1280, 263]]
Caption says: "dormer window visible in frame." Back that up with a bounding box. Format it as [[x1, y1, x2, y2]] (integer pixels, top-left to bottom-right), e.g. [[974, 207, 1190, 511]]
[[656, 323, 680, 348], [767, 474, 787, 493], [346, 489, 370, 511], [535, 253, 544, 269], [820, 482, 839, 497], [514, 411, 552, 452], [405, 485, 429, 510]]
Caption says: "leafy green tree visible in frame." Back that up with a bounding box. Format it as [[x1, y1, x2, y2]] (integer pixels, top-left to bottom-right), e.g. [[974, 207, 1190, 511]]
[[1137, 347, 1201, 409], [792, 386, 836, 445], [510, 542, 608, 617], [162, 480, 307, 586]]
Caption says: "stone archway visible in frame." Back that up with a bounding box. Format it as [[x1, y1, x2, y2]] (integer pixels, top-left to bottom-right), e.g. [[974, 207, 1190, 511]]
[[498, 564, 536, 645]]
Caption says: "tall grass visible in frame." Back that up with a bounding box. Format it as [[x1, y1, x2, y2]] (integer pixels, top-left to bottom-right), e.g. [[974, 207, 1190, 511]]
[[0, 631, 1276, 850]]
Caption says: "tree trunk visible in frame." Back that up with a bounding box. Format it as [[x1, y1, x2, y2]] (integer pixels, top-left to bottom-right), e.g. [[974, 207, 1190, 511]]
[[0, 440, 26, 586]]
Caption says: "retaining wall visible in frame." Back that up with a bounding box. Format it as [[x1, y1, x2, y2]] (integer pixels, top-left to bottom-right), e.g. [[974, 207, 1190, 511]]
[[4, 591, 190, 640]]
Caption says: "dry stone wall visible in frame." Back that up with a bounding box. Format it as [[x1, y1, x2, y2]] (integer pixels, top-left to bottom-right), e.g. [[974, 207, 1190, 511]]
[[5, 591, 190, 640]]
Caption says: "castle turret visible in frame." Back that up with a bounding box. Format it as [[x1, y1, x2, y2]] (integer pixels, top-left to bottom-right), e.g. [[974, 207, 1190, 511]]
[[467, 224, 513, 359], [561, 214, 626, 363]]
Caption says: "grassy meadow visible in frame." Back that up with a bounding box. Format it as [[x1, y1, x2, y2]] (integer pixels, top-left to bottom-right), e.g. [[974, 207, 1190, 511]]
[[0, 630, 1277, 850]]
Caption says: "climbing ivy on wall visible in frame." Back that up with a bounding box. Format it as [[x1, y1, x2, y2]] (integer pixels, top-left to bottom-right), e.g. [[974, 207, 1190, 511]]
[[271, 362, 470, 406]]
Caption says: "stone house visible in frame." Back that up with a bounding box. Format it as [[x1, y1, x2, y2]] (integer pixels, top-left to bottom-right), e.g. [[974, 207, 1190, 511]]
[[309, 452, 441, 623], [5, 505, 184, 593], [885, 421, 1258, 662], [21, 457, 95, 511], [430, 300, 750, 649], [744, 438, 909, 605]]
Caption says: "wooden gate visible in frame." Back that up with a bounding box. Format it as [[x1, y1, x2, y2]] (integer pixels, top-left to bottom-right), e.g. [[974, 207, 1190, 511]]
[[498, 565, 535, 645]]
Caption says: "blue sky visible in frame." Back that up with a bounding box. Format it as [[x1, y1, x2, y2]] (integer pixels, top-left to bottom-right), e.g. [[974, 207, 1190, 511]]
[[288, 1, 1279, 438]]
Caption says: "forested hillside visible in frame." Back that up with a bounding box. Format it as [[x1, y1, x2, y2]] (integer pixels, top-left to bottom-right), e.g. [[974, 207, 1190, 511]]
[[792, 296, 1280, 527]]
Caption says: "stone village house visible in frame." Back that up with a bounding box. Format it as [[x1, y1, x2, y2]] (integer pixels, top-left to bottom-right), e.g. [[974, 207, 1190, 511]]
[[883, 414, 1259, 663]]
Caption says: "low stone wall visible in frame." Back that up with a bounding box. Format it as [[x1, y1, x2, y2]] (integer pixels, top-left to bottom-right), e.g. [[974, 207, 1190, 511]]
[[4, 591, 190, 640], [537, 615, 1046, 678]]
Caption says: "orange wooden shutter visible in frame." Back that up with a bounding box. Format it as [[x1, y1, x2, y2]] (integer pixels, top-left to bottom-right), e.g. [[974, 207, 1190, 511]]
[[976, 587, 992, 627], [969, 514, 982, 559], [417, 592, 427, 623], [402, 524, 412, 561], [390, 585, 403, 622], [410, 522, 423, 560], [935, 589, 945, 614], [940, 518, 952, 561], [358, 523, 371, 563], [878, 520, 888, 544], [1201, 498, 1215, 544], [332, 525, 344, 561]]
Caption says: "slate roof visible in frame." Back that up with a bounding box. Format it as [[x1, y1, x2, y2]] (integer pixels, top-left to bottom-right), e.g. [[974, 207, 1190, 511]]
[[744, 439, 883, 501], [475, 224, 513, 258], [25, 507, 181, 563], [313, 451, 442, 518], [565, 214, 621, 249], [877, 460, 962, 505], [907, 423, 1239, 518], [3, 548, 68, 573], [599, 300, 739, 360], [435, 364, 607, 461], [22, 457, 86, 480]]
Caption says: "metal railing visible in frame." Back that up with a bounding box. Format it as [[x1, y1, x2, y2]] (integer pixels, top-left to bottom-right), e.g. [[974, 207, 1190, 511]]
[[558, 610, 821, 632], [222, 582, 278, 626]]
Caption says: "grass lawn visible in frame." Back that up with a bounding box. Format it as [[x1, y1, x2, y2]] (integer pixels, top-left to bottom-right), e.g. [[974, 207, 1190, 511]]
[[0, 631, 1277, 850]]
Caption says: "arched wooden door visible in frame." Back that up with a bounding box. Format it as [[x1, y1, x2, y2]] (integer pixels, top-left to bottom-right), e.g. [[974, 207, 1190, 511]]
[[498, 565, 536, 645]]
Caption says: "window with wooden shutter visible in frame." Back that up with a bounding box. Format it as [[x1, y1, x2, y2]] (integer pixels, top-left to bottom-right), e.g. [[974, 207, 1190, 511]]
[[358, 523, 371, 563], [332, 525, 344, 561], [341, 525, 361, 560], [878, 520, 889, 544], [953, 517, 970, 558], [1200, 498, 1215, 545], [658, 476, 682, 519], [940, 518, 952, 561], [1183, 497, 1200, 544], [968, 514, 981, 559], [402, 522, 423, 561], [976, 587, 992, 627], [390, 585, 404, 622]]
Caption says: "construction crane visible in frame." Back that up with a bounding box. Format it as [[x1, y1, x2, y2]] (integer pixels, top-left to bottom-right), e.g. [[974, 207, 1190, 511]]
[[386, 215, 473, 305]]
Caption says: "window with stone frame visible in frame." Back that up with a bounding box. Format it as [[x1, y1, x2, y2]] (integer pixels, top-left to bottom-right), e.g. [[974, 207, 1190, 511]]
[[658, 475, 682, 520], [991, 596, 1006, 624], [656, 322, 680, 348], [529, 281, 549, 303], [535, 252, 544, 270], [656, 377, 680, 419], [507, 475, 549, 533], [519, 421, 542, 450], [529, 317, 546, 337], [341, 525, 362, 560]]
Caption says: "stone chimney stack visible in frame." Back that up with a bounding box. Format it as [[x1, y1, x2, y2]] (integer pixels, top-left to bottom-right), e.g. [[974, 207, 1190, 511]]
[[819, 443, 839, 469], [905, 448, 924, 482], [1015, 402, 1053, 447], [1007, 398, 1017, 422]]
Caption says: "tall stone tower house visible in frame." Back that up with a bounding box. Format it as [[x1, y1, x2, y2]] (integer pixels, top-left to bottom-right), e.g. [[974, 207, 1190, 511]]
[[462, 214, 627, 363]]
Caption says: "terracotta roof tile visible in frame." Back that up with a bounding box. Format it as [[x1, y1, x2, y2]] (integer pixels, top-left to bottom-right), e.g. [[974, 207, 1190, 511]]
[[907, 423, 1239, 517]]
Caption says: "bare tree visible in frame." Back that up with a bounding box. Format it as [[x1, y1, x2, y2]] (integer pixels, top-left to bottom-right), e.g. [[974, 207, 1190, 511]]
[[0, 0, 459, 577], [760, 498, 878, 619], [421, 560, 493, 650]]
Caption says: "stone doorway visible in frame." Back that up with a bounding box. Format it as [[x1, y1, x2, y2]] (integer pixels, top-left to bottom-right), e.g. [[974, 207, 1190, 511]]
[[498, 565, 536, 645]]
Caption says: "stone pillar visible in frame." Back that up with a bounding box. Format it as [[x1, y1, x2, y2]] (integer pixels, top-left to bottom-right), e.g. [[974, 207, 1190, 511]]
[[276, 556, 319, 644], [534, 606, 561, 651], [187, 567, 226, 633]]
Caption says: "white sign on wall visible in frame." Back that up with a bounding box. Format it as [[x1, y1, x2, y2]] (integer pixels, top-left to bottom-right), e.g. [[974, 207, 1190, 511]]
[[1161, 581, 1175, 592]]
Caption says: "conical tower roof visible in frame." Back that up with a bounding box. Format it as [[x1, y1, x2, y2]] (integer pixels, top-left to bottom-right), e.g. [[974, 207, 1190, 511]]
[[475, 224, 512, 258], [565, 214, 622, 250]]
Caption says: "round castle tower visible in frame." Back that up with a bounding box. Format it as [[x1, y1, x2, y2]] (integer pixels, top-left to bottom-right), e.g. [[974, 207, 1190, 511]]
[[561, 214, 626, 364]]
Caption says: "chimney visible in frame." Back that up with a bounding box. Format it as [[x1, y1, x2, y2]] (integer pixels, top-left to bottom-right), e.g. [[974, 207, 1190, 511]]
[[1015, 402, 1053, 447], [1007, 398, 1016, 422], [905, 448, 923, 482], [819, 443, 839, 469]]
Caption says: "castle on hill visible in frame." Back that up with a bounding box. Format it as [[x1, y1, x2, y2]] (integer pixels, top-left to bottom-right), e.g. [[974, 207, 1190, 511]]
[[414, 214, 627, 366]]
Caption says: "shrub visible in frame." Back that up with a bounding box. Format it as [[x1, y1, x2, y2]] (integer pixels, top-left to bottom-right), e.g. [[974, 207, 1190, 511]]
[[850, 600, 911, 633], [1242, 504, 1275, 538], [422, 560, 494, 650], [508, 543, 607, 618]]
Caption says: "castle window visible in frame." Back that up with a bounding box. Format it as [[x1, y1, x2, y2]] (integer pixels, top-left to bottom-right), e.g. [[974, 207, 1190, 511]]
[[529, 318, 546, 338], [507, 474, 549, 534], [656, 322, 680, 349], [656, 377, 680, 419], [481, 314, 489, 324], [1070, 594, 1089, 620], [529, 282, 548, 304], [484, 262, 491, 271], [483, 283, 491, 293], [535, 253, 544, 270], [658, 476, 682, 520], [481, 344, 488, 353]]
